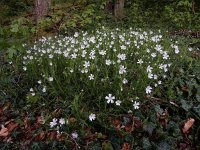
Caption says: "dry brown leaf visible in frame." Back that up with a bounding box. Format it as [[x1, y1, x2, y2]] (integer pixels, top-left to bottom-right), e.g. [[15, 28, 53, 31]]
[[34, 131, 46, 141], [0, 127, 9, 137], [133, 117, 142, 129], [125, 124, 134, 133], [37, 116, 45, 124], [112, 119, 121, 131], [4, 119, 15, 125], [48, 131, 57, 140], [24, 117, 29, 129], [182, 118, 195, 134], [7, 122, 19, 132], [122, 142, 131, 150], [69, 117, 77, 123], [157, 109, 169, 127]]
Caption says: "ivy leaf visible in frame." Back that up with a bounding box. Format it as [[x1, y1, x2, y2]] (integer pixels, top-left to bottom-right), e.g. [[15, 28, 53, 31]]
[[157, 142, 171, 150], [7, 46, 17, 59], [142, 137, 151, 149], [143, 122, 156, 136], [180, 99, 192, 111], [193, 105, 200, 117]]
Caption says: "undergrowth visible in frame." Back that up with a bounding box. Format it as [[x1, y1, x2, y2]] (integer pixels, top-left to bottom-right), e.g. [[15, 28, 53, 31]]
[[1, 27, 200, 149]]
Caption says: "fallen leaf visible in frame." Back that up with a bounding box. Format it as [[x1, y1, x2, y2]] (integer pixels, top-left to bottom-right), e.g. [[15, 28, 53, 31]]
[[34, 131, 46, 141], [157, 109, 169, 128], [37, 116, 45, 124], [6, 121, 19, 132], [112, 119, 121, 131], [122, 142, 131, 150], [24, 117, 29, 129], [0, 127, 9, 137], [69, 117, 77, 123], [182, 118, 195, 134], [125, 124, 134, 133], [133, 117, 142, 129], [48, 131, 57, 140]]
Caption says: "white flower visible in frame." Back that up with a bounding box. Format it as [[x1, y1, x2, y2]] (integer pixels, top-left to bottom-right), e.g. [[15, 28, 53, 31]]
[[120, 45, 126, 50], [48, 77, 54, 82], [128, 110, 133, 113], [71, 53, 77, 59], [49, 54, 53, 58], [117, 53, 126, 60], [122, 78, 128, 84], [175, 48, 179, 54], [83, 61, 90, 68], [59, 118, 65, 125], [151, 53, 156, 58], [38, 80, 42, 84], [137, 59, 143, 64], [188, 47, 193, 51], [154, 74, 158, 80], [89, 113, 96, 121], [42, 86, 46, 92], [163, 52, 169, 60], [81, 50, 87, 57], [119, 65, 126, 74], [105, 93, 115, 104], [133, 101, 140, 109], [89, 51, 95, 59], [23, 66, 27, 71], [29, 56, 33, 60], [30, 88, 34, 92], [71, 132, 78, 139], [146, 86, 152, 94], [147, 65, 153, 73], [89, 74, 94, 80], [159, 64, 164, 69], [31, 92, 35, 96], [115, 100, 122, 106], [70, 69, 74, 73], [50, 118, 57, 128], [148, 73, 153, 79], [105, 59, 112, 66], [74, 32, 79, 37], [99, 50, 106, 56]]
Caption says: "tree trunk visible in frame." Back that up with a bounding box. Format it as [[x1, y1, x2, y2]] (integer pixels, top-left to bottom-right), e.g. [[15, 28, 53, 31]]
[[34, 0, 51, 23], [114, 0, 124, 19]]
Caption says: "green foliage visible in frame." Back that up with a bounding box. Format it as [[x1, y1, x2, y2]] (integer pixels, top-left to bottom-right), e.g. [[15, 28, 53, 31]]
[[123, 0, 200, 29], [2, 17, 36, 60], [1, 0, 200, 149]]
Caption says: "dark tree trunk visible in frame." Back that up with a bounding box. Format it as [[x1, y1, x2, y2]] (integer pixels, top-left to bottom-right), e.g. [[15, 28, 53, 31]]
[[34, 0, 51, 23], [114, 0, 124, 19]]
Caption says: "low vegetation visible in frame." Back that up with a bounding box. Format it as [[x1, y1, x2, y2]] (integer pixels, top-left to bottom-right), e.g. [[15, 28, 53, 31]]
[[0, 0, 200, 149]]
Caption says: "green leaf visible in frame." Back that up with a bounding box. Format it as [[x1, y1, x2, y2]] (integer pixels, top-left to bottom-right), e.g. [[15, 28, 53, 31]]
[[102, 141, 114, 150], [88, 141, 101, 150], [7, 46, 17, 59], [180, 99, 192, 111], [142, 137, 151, 150], [193, 105, 200, 117], [143, 122, 156, 135], [10, 24, 19, 33], [157, 141, 172, 150]]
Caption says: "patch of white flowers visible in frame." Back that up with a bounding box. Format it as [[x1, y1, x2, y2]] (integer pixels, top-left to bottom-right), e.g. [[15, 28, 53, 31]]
[[23, 27, 184, 117]]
